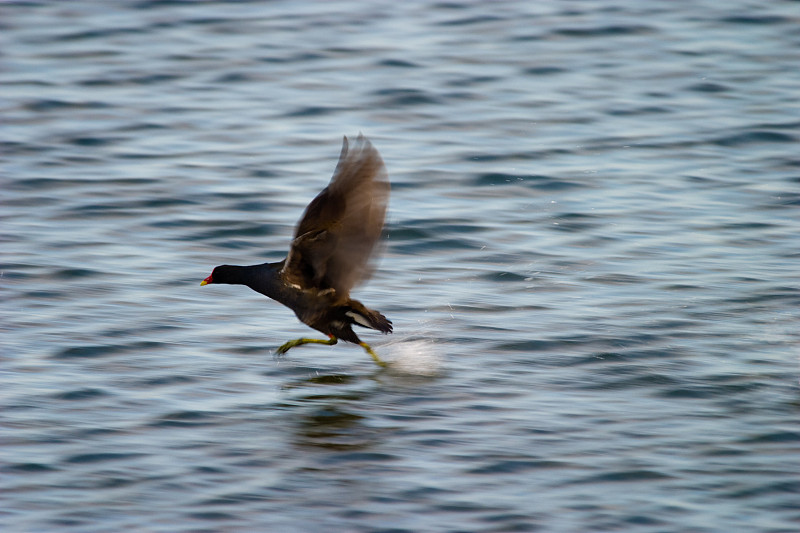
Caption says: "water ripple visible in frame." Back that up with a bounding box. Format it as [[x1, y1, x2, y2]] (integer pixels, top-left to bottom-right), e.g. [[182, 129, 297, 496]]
[[3, 1, 798, 532]]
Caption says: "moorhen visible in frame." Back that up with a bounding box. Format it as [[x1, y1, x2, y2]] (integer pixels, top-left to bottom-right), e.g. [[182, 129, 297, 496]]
[[201, 135, 392, 366]]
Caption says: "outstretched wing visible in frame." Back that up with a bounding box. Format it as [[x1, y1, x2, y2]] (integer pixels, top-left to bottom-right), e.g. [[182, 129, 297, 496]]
[[283, 135, 389, 297]]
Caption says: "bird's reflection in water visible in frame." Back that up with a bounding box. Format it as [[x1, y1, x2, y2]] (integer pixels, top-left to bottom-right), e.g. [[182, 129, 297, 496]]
[[275, 371, 379, 451], [293, 404, 374, 451]]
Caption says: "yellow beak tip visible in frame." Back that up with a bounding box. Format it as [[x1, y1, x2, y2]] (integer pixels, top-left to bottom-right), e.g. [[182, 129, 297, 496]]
[[200, 280, 208, 286]]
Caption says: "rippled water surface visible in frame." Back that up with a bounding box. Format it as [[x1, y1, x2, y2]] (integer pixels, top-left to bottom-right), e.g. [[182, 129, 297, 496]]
[[3, 1, 799, 532]]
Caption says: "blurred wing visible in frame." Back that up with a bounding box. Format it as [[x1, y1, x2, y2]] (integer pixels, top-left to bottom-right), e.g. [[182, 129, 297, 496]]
[[283, 135, 389, 296]]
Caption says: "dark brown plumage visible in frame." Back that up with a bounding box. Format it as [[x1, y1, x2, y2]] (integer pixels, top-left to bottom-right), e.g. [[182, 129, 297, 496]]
[[201, 135, 392, 366]]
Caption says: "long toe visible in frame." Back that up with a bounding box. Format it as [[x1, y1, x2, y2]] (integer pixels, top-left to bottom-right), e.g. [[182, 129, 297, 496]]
[[276, 341, 293, 354]]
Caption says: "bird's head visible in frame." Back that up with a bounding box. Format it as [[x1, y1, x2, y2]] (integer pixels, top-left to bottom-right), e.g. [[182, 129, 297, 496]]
[[200, 265, 238, 286]]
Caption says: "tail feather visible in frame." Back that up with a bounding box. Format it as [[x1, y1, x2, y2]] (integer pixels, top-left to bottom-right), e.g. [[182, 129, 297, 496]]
[[345, 301, 393, 334]]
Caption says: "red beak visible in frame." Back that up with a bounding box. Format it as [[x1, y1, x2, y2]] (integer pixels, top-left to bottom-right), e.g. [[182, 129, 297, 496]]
[[200, 274, 213, 286]]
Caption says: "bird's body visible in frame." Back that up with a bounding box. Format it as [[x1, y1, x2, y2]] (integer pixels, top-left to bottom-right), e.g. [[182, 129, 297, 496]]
[[201, 135, 392, 365]]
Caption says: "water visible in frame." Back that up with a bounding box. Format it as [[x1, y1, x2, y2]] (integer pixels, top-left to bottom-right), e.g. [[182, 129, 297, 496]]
[[2, 1, 799, 531]]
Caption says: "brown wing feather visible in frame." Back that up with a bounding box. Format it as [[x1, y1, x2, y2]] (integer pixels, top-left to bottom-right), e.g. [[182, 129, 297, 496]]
[[283, 135, 389, 297]]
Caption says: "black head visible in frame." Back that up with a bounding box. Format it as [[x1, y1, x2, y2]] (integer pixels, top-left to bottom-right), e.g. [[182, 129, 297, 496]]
[[200, 265, 242, 286]]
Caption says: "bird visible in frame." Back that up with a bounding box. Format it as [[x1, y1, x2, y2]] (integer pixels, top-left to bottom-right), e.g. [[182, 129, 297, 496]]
[[201, 134, 392, 366]]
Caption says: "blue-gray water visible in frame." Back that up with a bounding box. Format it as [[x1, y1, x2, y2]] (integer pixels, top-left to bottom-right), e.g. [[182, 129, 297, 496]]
[[2, 1, 799, 532]]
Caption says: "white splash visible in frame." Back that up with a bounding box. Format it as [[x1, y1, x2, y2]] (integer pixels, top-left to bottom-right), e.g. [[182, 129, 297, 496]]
[[383, 339, 442, 376]]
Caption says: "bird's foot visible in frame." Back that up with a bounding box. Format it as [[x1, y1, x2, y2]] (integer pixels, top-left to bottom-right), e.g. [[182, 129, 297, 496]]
[[359, 342, 388, 368], [276, 335, 338, 354]]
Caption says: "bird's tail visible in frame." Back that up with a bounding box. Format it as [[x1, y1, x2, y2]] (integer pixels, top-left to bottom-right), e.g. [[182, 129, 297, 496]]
[[345, 300, 393, 334]]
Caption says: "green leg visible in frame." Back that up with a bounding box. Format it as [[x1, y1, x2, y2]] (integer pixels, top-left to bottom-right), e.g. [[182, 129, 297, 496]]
[[276, 336, 386, 368], [359, 342, 387, 368], [276, 335, 337, 355]]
